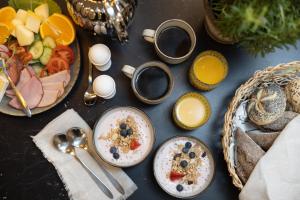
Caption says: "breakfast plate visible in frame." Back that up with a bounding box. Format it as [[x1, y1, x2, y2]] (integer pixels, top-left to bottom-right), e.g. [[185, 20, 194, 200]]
[[0, 39, 80, 116], [0, 3, 80, 117]]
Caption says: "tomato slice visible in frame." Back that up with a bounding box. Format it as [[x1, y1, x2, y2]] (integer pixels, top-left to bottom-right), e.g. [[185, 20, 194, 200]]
[[53, 45, 74, 65], [46, 57, 69, 75]]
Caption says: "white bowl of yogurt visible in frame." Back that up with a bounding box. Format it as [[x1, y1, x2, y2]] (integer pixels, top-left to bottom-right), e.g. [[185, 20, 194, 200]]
[[93, 107, 155, 167], [153, 136, 215, 199]]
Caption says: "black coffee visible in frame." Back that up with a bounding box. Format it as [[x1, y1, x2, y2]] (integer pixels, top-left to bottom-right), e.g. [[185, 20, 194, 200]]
[[157, 27, 191, 58], [136, 67, 170, 100]]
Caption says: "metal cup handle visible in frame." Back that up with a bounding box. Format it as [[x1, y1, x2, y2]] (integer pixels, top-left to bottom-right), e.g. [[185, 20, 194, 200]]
[[143, 29, 156, 43], [122, 65, 136, 79]]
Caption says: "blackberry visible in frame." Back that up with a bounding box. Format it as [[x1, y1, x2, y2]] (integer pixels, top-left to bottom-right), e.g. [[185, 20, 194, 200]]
[[182, 147, 189, 154], [120, 123, 127, 130], [110, 146, 117, 154], [120, 129, 128, 137], [189, 152, 196, 159], [127, 128, 133, 136], [176, 184, 183, 192], [180, 160, 188, 168], [185, 142, 192, 149], [113, 153, 120, 159]]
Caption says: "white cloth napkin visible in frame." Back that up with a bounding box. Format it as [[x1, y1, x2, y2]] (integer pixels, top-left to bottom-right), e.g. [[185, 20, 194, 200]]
[[239, 115, 300, 200], [32, 109, 137, 200]]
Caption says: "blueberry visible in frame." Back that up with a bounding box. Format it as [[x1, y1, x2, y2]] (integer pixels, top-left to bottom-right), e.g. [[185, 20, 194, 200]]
[[120, 123, 127, 129], [185, 142, 192, 149], [188, 181, 193, 185], [201, 151, 207, 158], [173, 153, 182, 160], [180, 160, 188, 168], [127, 128, 133, 136], [110, 147, 117, 154], [189, 152, 196, 159], [113, 153, 120, 159], [182, 147, 189, 154], [176, 184, 183, 192], [120, 129, 128, 137]]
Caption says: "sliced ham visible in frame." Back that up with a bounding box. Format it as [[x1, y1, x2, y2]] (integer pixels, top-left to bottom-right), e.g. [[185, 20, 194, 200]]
[[7, 56, 23, 85], [6, 68, 32, 97], [27, 66, 36, 77], [0, 45, 9, 53], [40, 70, 71, 87], [38, 89, 60, 108], [9, 76, 43, 109], [42, 82, 65, 97]]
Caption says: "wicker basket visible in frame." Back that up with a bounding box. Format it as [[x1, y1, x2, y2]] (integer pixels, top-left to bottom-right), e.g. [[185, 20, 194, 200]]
[[222, 61, 300, 189]]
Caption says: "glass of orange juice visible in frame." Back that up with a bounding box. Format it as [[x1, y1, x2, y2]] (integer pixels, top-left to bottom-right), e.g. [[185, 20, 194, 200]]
[[189, 50, 228, 90]]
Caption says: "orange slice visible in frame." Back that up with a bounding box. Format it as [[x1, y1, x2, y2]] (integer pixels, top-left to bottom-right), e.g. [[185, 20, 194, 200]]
[[0, 23, 10, 44], [40, 13, 75, 45], [0, 6, 16, 32]]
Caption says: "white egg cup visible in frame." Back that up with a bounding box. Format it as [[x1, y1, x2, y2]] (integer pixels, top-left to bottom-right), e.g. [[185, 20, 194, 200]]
[[88, 44, 112, 72], [101, 86, 116, 99], [93, 60, 112, 72], [93, 75, 116, 100]]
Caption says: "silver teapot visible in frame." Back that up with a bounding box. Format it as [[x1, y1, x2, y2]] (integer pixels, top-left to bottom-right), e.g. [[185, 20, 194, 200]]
[[66, 0, 137, 43]]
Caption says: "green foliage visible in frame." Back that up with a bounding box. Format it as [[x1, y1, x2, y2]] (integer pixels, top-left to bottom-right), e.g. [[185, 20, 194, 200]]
[[8, 0, 61, 15], [212, 0, 300, 56]]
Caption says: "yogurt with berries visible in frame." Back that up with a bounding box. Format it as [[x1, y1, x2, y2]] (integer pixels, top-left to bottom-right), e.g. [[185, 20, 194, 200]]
[[154, 136, 215, 198], [94, 107, 155, 167]]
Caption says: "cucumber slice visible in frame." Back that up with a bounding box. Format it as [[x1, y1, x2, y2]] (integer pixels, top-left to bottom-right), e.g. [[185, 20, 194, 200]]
[[34, 34, 41, 42], [31, 64, 43, 77], [29, 41, 44, 60], [28, 59, 40, 64], [43, 36, 56, 49], [40, 47, 53, 65]]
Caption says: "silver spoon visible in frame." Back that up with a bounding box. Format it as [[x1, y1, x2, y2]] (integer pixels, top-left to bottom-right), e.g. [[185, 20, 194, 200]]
[[53, 134, 114, 199], [84, 59, 97, 106], [66, 127, 126, 195]]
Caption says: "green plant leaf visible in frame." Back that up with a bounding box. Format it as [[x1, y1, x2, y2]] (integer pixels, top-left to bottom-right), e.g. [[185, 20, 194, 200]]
[[211, 0, 300, 56], [8, 0, 61, 15]]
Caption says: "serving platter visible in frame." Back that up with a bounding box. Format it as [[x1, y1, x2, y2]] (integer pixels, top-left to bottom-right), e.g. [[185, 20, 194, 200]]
[[0, 39, 81, 116]]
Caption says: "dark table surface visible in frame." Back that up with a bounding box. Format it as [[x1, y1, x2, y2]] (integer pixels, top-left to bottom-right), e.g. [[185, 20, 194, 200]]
[[1, 0, 300, 200]]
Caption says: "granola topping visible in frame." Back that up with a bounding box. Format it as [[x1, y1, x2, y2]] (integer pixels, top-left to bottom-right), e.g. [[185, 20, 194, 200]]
[[169, 142, 203, 188], [99, 116, 141, 155], [93, 107, 155, 167], [154, 137, 215, 198]]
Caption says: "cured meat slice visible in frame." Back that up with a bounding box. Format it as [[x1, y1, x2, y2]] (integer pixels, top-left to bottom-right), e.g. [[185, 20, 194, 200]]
[[6, 68, 32, 97], [27, 66, 36, 77], [9, 76, 43, 109], [42, 82, 64, 97], [37, 89, 60, 108], [6, 56, 23, 85], [40, 70, 70, 87]]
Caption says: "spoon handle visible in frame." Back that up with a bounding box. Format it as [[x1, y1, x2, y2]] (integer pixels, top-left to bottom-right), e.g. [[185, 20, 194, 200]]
[[98, 163, 126, 195], [73, 154, 114, 199]]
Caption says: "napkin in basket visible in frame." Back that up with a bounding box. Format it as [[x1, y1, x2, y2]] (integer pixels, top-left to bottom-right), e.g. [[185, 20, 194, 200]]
[[239, 115, 300, 200], [32, 109, 137, 200]]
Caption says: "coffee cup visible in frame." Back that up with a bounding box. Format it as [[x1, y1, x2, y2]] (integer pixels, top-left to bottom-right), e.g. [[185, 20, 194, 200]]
[[122, 61, 174, 104], [143, 19, 196, 64]]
